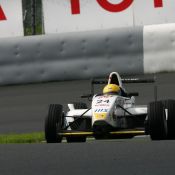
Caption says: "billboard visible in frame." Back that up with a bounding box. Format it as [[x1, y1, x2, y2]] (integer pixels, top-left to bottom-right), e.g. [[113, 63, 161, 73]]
[[43, 0, 175, 34], [0, 0, 24, 38]]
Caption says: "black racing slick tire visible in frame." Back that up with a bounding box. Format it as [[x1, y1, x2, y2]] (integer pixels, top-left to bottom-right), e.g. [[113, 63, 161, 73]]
[[45, 104, 64, 143], [66, 102, 87, 143], [163, 100, 175, 139], [148, 101, 167, 140]]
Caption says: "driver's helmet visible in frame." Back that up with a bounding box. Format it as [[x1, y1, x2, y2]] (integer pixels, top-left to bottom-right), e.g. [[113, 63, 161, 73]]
[[103, 84, 120, 94]]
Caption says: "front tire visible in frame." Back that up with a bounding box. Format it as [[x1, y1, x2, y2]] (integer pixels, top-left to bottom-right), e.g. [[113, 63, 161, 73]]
[[148, 101, 167, 140], [45, 104, 63, 143], [163, 100, 175, 139]]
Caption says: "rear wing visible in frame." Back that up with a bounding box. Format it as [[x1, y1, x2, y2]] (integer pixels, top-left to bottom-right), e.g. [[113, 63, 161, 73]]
[[81, 77, 156, 99], [92, 77, 155, 84]]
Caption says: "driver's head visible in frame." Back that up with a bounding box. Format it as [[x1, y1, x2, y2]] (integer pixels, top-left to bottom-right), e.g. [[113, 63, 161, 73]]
[[103, 84, 120, 94]]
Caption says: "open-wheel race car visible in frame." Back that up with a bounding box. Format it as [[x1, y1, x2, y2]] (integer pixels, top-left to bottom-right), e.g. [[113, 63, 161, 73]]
[[44, 72, 175, 143]]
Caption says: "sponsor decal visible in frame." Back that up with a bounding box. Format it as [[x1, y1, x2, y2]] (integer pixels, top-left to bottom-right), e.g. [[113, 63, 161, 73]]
[[95, 104, 110, 107], [96, 99, 110, 104], [94, 113, 107, 119], [0, 5, 6, 21], [95, 96, 112, 106], [97, 95, 113, 99], [94, 109, 108, 113]]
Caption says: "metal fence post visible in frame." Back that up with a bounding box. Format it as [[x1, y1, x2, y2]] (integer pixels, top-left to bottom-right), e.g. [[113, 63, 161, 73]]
[[31, 0, 36, 35]]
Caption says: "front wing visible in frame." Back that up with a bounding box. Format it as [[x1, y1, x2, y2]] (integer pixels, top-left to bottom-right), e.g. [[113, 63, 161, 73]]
[[58, 129, 145, 138]]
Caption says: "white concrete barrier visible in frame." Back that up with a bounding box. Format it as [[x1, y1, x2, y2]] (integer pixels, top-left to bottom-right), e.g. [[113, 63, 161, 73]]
[[0, 27, 143, 85], [144, 23, 175, 74]]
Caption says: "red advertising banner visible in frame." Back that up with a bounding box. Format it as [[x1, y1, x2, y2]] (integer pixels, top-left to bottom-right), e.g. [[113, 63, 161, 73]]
[[43, 0, 175, 34]]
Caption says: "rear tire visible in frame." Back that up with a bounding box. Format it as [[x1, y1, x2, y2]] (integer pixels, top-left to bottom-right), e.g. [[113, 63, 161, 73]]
[[148, 101, 167, 140], [45, 104, 63, 143], [66, 102, 87, 143], [163, 100, 175, 139]]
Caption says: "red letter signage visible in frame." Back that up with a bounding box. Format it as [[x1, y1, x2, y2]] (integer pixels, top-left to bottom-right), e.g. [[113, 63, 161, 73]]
[[0, 5, 6, 21], [70, 0, 163, 15], [96, 0, 133, 12], [71, 0, 80, 15], [154, 0, 163, 7]]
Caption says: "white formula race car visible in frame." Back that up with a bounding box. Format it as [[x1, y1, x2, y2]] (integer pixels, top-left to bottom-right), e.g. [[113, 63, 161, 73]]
[[45, 72, 175, 143]]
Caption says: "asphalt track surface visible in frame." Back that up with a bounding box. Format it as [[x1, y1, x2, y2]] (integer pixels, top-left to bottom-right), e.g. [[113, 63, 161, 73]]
[[0, 73, 175, 175]]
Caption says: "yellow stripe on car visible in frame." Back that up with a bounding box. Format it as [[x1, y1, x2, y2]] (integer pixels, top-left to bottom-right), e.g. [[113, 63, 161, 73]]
[[58, 130, 145, 136]]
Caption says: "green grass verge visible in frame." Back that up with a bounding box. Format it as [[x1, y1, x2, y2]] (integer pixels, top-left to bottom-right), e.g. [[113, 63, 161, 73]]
[[0, 132, 45, 144]]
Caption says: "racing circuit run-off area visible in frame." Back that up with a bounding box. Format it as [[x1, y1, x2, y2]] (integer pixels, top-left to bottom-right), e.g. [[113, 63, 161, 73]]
[[70, 0, 163, 14]]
